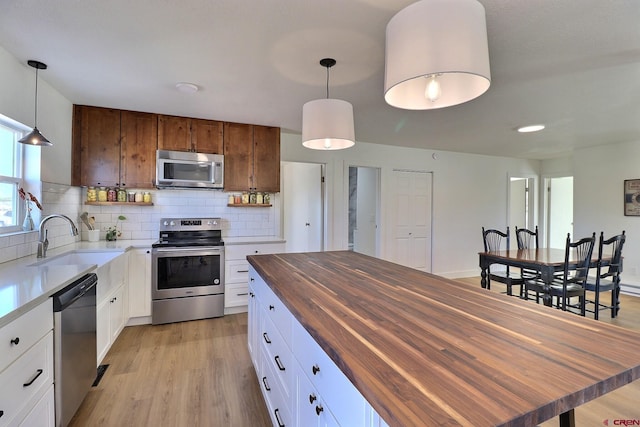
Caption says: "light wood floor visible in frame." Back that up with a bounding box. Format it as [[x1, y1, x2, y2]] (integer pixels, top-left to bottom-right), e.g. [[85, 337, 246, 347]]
[[70, 279, 640, 427]]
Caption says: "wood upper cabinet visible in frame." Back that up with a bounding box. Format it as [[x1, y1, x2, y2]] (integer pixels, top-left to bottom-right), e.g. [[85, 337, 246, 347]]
[[157, 115, 223, 154], [72, 105, 121, 187], [223, 122, 280, 192], [120, 111, 158, 188], [72, 105, 157, 188]]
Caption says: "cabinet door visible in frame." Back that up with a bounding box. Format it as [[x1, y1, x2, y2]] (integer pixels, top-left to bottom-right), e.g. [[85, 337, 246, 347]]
[[128, 249, 152, 318], [158, 115, 192, 152], [109, 285, 126, 344], [74, 105, 121, 187], [192, 119, 223, 154], [96, 298, 110, 365], [223, 122, 253, 191], [253, 125, 280, 192], [120, 111, 158, 188]]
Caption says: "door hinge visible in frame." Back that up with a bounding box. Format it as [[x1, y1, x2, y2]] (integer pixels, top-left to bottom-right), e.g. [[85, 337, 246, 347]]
[[321, 176, 325, 183]]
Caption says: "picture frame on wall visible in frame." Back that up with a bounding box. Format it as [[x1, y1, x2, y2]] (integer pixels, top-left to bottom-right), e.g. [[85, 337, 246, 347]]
[[624, 179, 640, 216]]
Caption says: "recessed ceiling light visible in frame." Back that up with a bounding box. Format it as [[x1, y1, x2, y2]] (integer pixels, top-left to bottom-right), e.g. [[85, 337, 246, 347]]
[[175, 82, 199, 93], [517, 124, 545, 133]]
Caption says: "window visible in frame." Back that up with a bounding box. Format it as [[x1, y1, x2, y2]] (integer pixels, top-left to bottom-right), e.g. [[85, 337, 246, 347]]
[[0, 115, 26, 233]]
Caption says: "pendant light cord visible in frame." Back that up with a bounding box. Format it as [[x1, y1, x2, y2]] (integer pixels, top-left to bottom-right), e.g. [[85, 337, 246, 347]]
[[325, 65, 330, 99], [34, 67, 39, 127]]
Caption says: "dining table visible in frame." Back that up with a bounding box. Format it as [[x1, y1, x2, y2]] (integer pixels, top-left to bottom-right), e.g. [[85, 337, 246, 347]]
[[478, 248, 608, 307]]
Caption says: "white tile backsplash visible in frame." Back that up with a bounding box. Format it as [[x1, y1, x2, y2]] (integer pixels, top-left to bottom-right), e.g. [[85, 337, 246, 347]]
[[0, 183, 280, 264]]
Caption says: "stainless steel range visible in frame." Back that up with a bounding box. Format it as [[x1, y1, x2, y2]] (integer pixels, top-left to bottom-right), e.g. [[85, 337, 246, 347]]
[[152, 217, 224, 325]]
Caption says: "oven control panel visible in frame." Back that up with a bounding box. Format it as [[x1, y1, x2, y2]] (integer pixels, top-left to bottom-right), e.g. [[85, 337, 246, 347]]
[[160, 218, 221, 231]]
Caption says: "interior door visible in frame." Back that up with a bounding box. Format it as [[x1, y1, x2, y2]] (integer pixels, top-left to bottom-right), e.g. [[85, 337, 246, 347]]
[[391, 170, 432, 272], [546, 176, 573, 248], [283, 162, 323, 253], [349, 166, 379, 257], [509, 178, 527, 229]]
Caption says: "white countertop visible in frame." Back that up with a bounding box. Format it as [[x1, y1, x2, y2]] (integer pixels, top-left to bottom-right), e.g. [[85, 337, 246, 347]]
[[0, 239, 155, 328], [223, 236, 285, 245]]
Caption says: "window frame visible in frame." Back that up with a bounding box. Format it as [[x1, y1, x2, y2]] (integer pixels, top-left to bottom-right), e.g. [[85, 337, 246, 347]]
[[0, 115, 28, 234]]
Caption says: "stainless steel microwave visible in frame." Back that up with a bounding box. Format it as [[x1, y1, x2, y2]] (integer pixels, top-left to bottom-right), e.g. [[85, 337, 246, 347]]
[[156, 150, 224, 189]]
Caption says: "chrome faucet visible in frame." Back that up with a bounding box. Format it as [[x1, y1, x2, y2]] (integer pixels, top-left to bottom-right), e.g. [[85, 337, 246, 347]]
[[37, 214, 79, 258]]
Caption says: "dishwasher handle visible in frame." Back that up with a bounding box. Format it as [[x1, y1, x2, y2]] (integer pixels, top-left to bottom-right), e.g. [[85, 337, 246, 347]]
[[52, 273, 98, 312]]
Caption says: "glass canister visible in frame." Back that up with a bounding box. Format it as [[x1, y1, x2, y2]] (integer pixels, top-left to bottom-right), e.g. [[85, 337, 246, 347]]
[[86, 186, 97, 202], [227, 194, 235, 205], [117, 188, 127, 202], [97, 186, 107, 202], [256, 192, 264, 204], [107, 187, 117, 202], [234, 194, 241, 204], [128, 191, 136, 202], [263, 193, 271, 205], [143, 192, 152, 203], [249, 191, 257, 204], [135, 192, 143, 203], [241, 191, 249, 204]]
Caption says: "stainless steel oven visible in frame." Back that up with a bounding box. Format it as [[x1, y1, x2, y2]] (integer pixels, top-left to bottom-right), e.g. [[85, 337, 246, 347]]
[[152, 218, 225, 325]]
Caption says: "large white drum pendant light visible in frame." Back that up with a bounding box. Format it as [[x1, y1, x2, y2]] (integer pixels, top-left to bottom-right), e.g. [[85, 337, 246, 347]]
[[302, 58, 355, 150], [384, 0, 491, 110]]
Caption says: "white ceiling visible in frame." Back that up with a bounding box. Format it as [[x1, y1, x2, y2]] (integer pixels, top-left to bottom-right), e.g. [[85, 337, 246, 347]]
[[1, 0, 639, 160]]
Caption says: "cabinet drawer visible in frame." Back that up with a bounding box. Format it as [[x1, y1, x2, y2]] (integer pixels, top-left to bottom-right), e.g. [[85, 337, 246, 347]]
[[260, 344, 291, 427], [0, 331, 54, 427], [225, 283, 249, 308], [226, 242, 285, 260], [261, 315, 293, 402], [18, 384, 54, 427], [226, 260, 250, 283], [0, 299, 53, 371], [260, 283, 293, 347], [296, 361, 339, 427], [293, 320, 367, 427]]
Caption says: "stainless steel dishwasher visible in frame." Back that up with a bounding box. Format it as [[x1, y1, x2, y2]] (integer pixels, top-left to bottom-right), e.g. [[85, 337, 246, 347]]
[[52, 272, 98, 427]]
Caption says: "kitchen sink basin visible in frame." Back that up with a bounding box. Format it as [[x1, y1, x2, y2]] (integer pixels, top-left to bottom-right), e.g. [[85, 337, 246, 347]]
[[29, 251, 122, 267]]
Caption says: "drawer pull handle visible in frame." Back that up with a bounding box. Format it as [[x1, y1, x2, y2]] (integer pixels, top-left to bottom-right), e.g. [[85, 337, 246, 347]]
[[274, 355, 285, 371], [250, 277, 255, 282], [269, 305, 275, 311], [262, 376, 271, 391], [0, 410, 3, 418], [10, 337, 19, 345], [237, 292, 249, 296], [315, 405, 324, 416], [309, 394, 317, 404], [312, 364, 320, 375], [23, 369, 43, 387], [237, 270, 249, 273], [263, 332, 271, 344], [274, 408, 285, 427]]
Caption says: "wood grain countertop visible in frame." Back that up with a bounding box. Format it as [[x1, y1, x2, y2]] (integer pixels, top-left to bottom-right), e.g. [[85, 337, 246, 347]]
[[247, 251, 640, 427]]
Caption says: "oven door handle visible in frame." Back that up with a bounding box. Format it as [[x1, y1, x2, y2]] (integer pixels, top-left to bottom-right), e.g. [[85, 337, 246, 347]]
[[153, 246, 224, 254]]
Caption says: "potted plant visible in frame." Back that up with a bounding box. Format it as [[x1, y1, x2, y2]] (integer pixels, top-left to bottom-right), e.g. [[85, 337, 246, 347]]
[[105, 215, 126, 241]]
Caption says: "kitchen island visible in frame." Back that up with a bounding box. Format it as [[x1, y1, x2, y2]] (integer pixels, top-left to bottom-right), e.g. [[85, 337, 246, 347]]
[[248, 251, 640, 427]]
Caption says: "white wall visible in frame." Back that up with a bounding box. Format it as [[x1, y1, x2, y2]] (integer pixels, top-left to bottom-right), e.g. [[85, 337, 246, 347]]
[[0, 46, 73, 185], [573, 141, 640, 293], [281, 132, 540, 277]]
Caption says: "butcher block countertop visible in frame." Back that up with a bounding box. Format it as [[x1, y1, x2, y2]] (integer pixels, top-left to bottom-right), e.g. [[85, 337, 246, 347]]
[[247, 251, 640, 427]]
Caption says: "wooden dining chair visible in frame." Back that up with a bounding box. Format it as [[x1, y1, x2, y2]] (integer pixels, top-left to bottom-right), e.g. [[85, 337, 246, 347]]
[[524, 232, 596, 315], [482, 227, 524, 296], [515, 226, 540, 299], [584, 231, 626, 320]]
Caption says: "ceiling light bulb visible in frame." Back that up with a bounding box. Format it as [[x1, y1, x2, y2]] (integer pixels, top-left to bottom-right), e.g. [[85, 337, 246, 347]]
[[425, 75, 441, 102], [324, 138, 332, 149], [517, 124, 545, 133]]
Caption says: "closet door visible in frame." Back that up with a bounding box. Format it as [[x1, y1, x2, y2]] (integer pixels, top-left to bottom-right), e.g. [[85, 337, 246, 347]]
[[391, 170, 432, 272]]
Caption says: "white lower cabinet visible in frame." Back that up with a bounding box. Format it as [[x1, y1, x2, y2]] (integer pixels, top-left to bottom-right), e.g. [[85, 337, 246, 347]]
[[97, 282, 127, 365], [225, 241, 285, 313], [249, 265, 388, 427], [128, 248, 151, 321], [0, 299, 54, 427]]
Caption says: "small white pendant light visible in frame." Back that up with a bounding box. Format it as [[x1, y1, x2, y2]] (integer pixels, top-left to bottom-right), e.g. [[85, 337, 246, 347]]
[[384, 0, 491, 110], [302, 58, 355, 150], [19, 60, 52, 146]]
